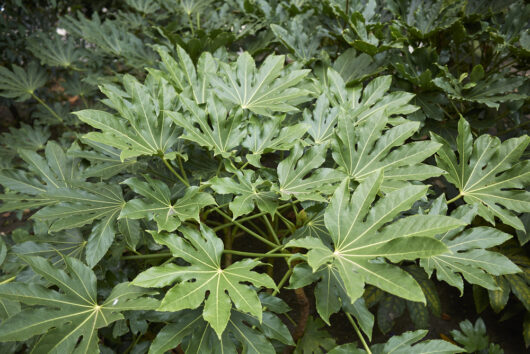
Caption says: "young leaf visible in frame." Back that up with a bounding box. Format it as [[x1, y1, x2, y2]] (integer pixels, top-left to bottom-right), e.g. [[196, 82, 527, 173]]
[[167, 95, 245, 157], [209, 170, 278, 219], [243, 116, 308, 167], [277, 143, 345, 201], [287, 171, 463, 303], [0, 256, 158, 352], [120, 176, 215, 232], [132, 225, 277, 337], [432, 117, 530, 230], [75, 73, 179, 160], [210, 52, 311, 116], [155, 45, 216, 104], [420, 196, 520, 293]]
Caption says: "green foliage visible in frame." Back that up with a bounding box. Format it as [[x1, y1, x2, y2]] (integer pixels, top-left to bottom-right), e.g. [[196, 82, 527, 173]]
[[0, 0, 528, 352]]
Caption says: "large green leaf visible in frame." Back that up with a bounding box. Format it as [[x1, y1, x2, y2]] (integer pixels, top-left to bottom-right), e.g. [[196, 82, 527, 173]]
[[432, 117, 530, 230], [331, 109, 443, 190], [210, 52, 311, 116], [120, 176, 215, 232], [27, 33, 87, 68], [132, 225, 277, 337], [75, 73, 179, 160], [286, 170, 463, 303], [209, 170, 278, 219], [0, 256, 158, 353], [420, 196, 521, 293]]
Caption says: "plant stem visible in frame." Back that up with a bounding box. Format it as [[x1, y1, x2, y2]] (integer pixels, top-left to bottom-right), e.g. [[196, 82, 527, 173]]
[[212, 203, 293, 232], [213, 207, 279, 248], [222, 249, 291, 258], [271, 267, 293, 297], [32, 93, 63, 123], [161, 156, 190, 187], [275, 210, 295, 231], [121, 252, 171, 260], [346, 313, 372, 354], [446, 193, 462, 204], [177, 155, 189, 185], [262, 215, 281, 244]]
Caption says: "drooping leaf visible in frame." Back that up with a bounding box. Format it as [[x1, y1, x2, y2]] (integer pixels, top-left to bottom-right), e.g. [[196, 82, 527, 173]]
[[420, 196, 521, 293], [0, 256, 158, 352], [132, 225, 277, 337], [432, 117, 530, 230]]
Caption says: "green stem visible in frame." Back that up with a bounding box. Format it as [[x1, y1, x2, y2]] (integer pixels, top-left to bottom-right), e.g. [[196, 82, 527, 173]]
[[222, 249, 291, 258], [271, 267, 293, 297], [446, 193, 462, 204], [187, 13, 195, 35], [212, 203, 292, 232], [213, 207, 279, 248], [275, 210, 295, 231], [262, 215, 281, 244], [346, 313, 372, 354], [121, 252, 171, 260], [177, 155, 189, 185], [32, 93, 63, 123], [161, 156, 190, 187]]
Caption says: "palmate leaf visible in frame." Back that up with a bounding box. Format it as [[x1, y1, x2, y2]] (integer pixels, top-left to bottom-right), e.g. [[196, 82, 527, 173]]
[[0, 141, 82, 212], [326, 70, 418, 126], [243, 116, 308, 167], [420, 196, 520, 293], [286, 170, 464, 304], [277, 143, 345, 201], [27, 33, 87, 68], [132, 225, 277, 337], [294, 316, 337, 354], [167, 95, 246, 157], [149, 307, 292, 354], [120, 176, 215, 232], [68, 139, 138, 179], [433, 65, 525, 109], [302, 94, 339, 145], [210, 52, 311, 116], [329, 329, 462, 354], [209, 170, 278, 219], [75, 73, 179, 161], [155, 45, 216, 104], [331, 108, 444, 190], [289, 263, 374, 339], [32, 183, 125, 267], [0, 62, 47, 102], [432, 117, 530, 230], [0, 256, 158, 353]]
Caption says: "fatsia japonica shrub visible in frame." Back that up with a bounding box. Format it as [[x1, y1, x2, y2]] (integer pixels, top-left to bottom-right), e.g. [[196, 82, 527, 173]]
[[0, 0, 528, 353]]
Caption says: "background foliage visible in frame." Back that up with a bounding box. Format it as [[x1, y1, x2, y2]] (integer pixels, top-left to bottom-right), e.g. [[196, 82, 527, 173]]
[[0, 0, 528, 353]]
